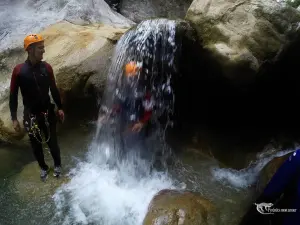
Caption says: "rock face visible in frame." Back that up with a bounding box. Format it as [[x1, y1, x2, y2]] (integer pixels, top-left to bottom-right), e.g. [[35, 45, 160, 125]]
[[12, 161, 70, 201], [185, 0, 300, 85], [41, 21, 127, 104], [0, 20, 129, 143], [120, 0, 193, 23], [143, 189, 219, 225]]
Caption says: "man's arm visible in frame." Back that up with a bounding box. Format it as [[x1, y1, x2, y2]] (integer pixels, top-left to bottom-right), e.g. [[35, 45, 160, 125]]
[[9, 65, 21, 120], [45, 63, 63, 110]]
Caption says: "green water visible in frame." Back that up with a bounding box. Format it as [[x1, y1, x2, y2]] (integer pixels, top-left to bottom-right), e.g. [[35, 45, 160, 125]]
[[0, 122, 94, 225], [0, 121, 276, 225]]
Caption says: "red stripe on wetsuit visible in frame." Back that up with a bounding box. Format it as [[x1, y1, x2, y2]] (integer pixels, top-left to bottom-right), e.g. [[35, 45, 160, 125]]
[[112, 92, 153, 124], [9, 64, 23, 120], [139, 92, 153, 123], [9, 61, 63, 120]]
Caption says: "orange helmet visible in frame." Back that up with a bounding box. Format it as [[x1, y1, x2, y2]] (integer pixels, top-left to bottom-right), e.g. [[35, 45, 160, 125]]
[[124, 61, 141, 77], [24, 34, 44, 50]]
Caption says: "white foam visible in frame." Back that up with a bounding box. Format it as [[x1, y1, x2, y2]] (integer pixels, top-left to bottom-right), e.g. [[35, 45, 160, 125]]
[[52, 142, 177, 225], [211, 148, 296, 189], [0, 0, 134, 52]]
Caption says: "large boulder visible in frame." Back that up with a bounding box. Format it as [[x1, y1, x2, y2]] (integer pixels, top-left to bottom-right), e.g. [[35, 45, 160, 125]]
[[185, 0, 300, 85], [40, 21, 128, 104], [143, 189, 219, 225], [0, 20, 129, 143]]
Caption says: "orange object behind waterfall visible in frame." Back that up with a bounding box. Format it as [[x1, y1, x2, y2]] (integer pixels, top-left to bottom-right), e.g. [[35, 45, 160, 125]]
[[124, 61, 140, 77]]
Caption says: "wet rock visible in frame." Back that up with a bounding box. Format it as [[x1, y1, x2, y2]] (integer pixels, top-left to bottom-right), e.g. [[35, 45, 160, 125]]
[[175, 19, 198, 42], [185, 0, 300, 86], [256, 152, 293, 194], [143, 189, 219, 225], [0, 95, 27, 143], [12, 161, 70, 201], [0, 49, 27, 142], [0, 145, 29, 178]]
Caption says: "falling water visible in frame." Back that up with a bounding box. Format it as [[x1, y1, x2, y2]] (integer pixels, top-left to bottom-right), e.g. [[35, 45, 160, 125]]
[[51, 19, 183, 225], [102, 18, 178, 116], [97, 18, 180, 163]]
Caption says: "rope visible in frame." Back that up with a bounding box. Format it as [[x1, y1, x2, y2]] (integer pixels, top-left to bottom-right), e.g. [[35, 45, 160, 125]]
[[29, 112, 51, 144]]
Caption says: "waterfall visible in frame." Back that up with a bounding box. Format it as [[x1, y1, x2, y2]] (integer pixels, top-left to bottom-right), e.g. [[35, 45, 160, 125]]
[[51, 19, 182, 225]]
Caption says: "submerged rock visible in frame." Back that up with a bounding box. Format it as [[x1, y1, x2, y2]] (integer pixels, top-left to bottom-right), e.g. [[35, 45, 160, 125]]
[[12, 161, 70, 201], [143, 189, 219, 225]]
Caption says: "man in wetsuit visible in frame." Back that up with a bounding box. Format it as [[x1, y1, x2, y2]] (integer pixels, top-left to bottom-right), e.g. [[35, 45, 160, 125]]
[[100, 61, 155, 157], [239, 149, 300, 225], [9, 34, 65, 180]]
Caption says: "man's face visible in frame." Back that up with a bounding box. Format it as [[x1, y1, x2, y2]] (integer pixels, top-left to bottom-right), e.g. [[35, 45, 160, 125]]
[[28, 41, 45, 61]]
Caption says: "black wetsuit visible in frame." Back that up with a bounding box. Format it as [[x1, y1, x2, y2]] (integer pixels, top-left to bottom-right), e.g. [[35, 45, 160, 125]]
[[110, 83, 155, 162], [9, 59, 63, 170]]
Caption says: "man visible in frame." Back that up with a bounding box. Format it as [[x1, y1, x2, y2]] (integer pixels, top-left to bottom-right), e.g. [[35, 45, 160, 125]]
[[100, 60, 155, 157], [9, 34, 65, 181], [239, 149, 300, 225]]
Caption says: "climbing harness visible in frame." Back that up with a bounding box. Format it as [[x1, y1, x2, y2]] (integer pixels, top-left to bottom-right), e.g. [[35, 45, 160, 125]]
[[28, 111, 50, 144]]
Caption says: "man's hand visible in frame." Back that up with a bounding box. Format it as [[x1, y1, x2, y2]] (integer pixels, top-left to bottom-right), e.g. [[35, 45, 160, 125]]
[[131, 122, 144, 132], [12, 120, 21, 132], [57, 109, 65, 123]]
